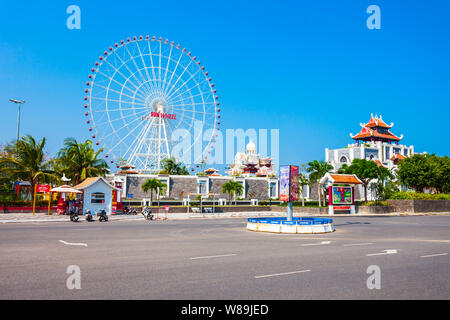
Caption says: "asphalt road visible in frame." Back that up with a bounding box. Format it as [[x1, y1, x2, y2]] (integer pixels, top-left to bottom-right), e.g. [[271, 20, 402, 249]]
[[0, 215, 449, 299]]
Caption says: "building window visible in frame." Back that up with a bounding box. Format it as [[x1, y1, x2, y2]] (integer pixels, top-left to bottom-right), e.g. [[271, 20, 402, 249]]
[[269, 181, 277, 198], [197, 180, 208, 194], [340, 156, 347, 163], [404, 149, 408, 156], [91, 192, 105, 204]]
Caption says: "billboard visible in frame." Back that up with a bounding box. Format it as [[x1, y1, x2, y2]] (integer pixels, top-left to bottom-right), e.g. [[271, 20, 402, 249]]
[[331, 186, 353, 205], [279, 165, 299, 202], [36, 184, 50, 193]]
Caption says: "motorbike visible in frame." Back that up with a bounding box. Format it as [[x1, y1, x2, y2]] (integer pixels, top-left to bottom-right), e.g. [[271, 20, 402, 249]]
[[69, 207, 79, 222], [123, 206, 138, 215], [85, 209, 94, 222], [142, 206, 154, 220], [96, 208, 109, 222]]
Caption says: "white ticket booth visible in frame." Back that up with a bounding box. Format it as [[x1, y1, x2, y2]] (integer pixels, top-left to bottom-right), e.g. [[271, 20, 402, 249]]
[[74, 177, 120, 215]]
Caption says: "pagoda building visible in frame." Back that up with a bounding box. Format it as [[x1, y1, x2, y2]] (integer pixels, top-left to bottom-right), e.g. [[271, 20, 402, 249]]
[[325, 114, 415, 172], [351, 114, 403, 146], [227, 141, 276, 177]]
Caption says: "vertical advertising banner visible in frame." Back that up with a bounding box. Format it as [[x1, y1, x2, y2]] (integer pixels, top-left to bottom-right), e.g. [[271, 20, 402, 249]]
[[289, 165, 299, 202], [279, 165, 299, 202]]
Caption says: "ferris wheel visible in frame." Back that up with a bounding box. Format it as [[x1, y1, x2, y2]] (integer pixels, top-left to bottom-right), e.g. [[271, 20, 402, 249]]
[[84, 35, 220, 173]]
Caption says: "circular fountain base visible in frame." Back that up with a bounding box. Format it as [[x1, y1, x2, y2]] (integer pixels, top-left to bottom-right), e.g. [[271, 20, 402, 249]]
[[247, 217, 334, 234]]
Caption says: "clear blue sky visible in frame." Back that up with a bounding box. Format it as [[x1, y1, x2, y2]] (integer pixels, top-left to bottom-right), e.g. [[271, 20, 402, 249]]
[[0, 0, 449, 170]]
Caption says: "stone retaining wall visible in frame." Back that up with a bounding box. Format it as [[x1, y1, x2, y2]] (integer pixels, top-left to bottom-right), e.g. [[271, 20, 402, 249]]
[[388, 200, 450, 213]]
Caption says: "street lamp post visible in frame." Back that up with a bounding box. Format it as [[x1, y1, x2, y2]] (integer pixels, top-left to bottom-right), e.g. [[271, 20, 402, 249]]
[[9, 99, 25, 142]]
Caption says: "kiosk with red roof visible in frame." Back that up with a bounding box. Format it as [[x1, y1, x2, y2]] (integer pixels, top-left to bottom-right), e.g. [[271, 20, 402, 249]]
[[320, 173, 362, 215]]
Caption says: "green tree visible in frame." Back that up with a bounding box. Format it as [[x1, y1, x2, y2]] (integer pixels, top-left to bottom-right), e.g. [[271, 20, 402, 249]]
[[142, 178, 166, 207], [159, 157, 189, 175], [221, 180, 244, 205], [343, 158, 380, 202], [397, 154, 450, 193], [298, 164, 309, 206], [306, 160, 333, 207], [369, 165, 395, 200], [54, 138, 109, 185], [0, 135, 59, 204]]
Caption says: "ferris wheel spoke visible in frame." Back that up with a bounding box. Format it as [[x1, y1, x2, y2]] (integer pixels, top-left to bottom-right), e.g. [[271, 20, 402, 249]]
[[94, 106, 148, 113], [165, 57, 194, 98], [165, 63, 203, 100], [122, 118, 152, 159], [129, 117, 155, 165], [93, 82, 146, 103], [163, 50, 184, 96], [102, 113, 148, 140], [135, 40, 157, 92], [107, 117, 149, 153], [146, 40, 159, 90], [102, 59, 145, 97], [168, 92, 210, 108], [91, 96, 147, 107], [167, 78, 210, 104], [95, 108, 148, 127], [161, 45, 174, 93], [123, 44, 154, 94], [96, 70, 146, 101], [169, 106, 216, 116], [112, 50, 151, 97]]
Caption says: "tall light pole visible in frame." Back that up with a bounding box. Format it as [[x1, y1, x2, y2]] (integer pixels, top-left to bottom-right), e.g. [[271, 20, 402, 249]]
[[9, 99, 25, 142]]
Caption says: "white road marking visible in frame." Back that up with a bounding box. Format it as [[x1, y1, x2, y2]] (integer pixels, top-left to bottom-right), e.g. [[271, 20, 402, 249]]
[[366, 249, 397, 256], [343, 242, 374, 247], [58, 240, 88, 247], [255, 269, 311, 279], [420, 253, 448, 258], [302, 241, 331, 246], [190, 254, 237, 260]]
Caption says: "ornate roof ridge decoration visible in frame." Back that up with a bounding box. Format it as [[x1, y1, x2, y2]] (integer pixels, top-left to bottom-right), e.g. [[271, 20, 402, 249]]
[[352, 114, 401, 141]]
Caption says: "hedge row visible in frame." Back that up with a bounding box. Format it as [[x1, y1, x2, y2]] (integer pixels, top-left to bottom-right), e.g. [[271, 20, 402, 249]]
[[388, 192, 450, 200]]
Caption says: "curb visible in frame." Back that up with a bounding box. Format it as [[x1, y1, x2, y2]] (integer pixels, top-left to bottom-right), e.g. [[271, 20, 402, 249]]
[[1, 211, 449, 224]]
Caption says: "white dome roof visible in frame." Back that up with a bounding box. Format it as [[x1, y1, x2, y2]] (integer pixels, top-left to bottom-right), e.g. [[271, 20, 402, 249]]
[[246, 140, 256, 153]]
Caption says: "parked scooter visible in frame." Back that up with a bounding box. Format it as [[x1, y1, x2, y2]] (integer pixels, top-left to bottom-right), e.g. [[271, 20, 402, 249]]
[[96, 208, 109, 222], [85, 209, 94, 222], [69, 206, 79, 222], [142, 206, 154, 220], [123, 206, 138, 215]]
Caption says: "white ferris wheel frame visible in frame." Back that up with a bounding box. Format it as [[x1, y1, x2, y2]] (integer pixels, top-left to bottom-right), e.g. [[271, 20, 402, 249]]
[[84, 35, 221, 173]]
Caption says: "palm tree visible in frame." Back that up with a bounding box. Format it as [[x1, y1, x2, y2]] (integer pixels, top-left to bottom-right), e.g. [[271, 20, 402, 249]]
[[0, 135, 59, 203], [142, 178, 166, 207], [159, 157, 189, 175], [54, 138, 109, 185], [298, 172, 309, 207], [306, 160, 333, 207], [222, 181, 244, 205]]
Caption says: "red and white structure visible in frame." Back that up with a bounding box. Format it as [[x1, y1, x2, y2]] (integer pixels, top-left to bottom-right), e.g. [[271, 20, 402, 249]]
[[326, 114, 416, 172], [85, 36, 220, 173]]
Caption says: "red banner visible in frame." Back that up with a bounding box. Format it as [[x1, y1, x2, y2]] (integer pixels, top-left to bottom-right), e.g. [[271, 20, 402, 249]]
[[36, 184, 51, 193]]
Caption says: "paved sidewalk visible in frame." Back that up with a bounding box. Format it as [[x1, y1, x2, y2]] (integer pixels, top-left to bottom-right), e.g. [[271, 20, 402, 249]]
[[0, 210, 449, 223]]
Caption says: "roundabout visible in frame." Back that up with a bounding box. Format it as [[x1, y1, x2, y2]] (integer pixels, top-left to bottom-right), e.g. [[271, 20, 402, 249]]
[[247, 217, 334, 234]]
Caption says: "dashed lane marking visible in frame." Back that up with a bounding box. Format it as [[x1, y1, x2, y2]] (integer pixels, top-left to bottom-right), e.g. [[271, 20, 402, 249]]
[[420, 253, 448, 258], [58, 240, 88, 247], [255, 269, 311, 279]]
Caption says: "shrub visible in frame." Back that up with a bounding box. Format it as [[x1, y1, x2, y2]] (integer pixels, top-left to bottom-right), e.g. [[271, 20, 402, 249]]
[[389, 192, 450, 200]]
